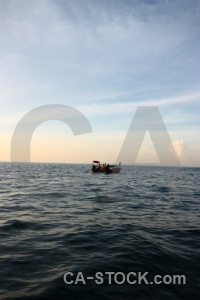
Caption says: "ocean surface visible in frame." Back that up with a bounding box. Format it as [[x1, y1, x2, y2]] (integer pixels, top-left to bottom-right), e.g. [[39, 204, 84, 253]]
[[0, 162, 199, 300]]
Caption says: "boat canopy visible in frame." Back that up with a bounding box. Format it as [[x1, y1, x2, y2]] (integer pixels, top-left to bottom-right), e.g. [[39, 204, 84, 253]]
[[93, 160, 100, 163]]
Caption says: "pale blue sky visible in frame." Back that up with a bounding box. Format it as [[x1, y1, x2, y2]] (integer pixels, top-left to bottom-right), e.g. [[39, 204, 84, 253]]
[[0, 0, 199, 165]]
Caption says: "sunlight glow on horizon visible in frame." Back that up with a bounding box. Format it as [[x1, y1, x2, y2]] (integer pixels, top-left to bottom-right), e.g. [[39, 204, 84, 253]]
[[1, 119, 199, 167]]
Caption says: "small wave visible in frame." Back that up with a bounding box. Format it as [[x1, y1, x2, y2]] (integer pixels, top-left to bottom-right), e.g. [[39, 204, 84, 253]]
[[33, 192, 66, 198], [0, 219, 50, 233], [193, 191, 200, 197], [157, 186, 170, 193]]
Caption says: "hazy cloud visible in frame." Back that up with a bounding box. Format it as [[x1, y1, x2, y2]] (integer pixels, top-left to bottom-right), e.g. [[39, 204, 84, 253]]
[[173, 140, 189, 159]]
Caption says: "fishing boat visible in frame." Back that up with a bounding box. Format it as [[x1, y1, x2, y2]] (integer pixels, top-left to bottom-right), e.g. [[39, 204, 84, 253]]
[[91, 161, 121, 173]]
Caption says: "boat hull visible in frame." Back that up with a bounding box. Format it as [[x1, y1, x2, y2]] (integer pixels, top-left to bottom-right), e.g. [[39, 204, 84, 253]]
[[104, 167, 121, 174], [92, 168, 103, 172]]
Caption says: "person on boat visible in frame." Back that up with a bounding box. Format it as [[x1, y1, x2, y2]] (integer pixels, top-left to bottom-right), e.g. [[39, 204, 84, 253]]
[[105, 164, 110, 172], [97, 162, 101, 171]]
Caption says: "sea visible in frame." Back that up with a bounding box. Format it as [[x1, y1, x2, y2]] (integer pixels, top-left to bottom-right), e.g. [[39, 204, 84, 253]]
[[0, 162, 199, 300]]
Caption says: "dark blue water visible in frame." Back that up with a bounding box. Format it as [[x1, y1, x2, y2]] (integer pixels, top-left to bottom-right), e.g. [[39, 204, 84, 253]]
[[0, 163, 199, 300]]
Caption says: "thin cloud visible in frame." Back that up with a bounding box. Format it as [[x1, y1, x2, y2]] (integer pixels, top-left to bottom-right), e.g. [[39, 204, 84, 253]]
[[76, 90, 200, 117]]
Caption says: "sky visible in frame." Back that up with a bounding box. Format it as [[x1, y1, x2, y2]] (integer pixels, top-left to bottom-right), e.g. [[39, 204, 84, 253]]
[[0, 0, 199, 166]]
